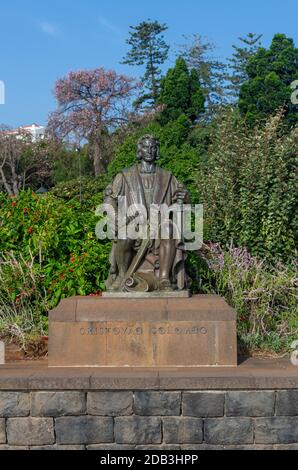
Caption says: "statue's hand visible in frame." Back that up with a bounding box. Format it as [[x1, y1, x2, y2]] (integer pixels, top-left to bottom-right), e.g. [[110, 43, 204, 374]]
[[104, 184, 113, 198], [173, 187, 188, 204]]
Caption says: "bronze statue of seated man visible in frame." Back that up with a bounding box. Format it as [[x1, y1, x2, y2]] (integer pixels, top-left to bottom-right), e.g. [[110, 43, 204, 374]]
[[104, 135, 189, 293]]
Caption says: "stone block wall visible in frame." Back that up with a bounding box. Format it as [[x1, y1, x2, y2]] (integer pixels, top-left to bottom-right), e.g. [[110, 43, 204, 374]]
[[0, 390, 297, 449]]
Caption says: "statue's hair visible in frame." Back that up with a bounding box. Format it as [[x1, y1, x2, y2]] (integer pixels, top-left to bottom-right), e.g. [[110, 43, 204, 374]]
[[137, 134, 160, 160]]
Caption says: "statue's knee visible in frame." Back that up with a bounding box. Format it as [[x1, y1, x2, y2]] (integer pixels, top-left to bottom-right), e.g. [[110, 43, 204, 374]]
[[116, 239, 134, 250]]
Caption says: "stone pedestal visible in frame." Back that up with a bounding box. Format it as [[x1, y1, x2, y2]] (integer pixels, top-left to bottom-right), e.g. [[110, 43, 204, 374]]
[[0, 341, 4, 365], [48, 294, 237, 367]]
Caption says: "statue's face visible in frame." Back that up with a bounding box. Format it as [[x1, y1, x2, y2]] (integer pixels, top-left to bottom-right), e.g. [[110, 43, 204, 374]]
[[139, 138, 158, 162]]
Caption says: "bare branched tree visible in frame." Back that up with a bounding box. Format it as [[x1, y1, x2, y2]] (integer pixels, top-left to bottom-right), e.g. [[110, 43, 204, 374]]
[[0, 125, 50, 195]]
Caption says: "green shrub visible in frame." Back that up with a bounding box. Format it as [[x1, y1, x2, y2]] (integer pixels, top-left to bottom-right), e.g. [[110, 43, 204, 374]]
[[195, 243, 298, 354], [50, 146, 94, 185], [199, 110, 298, 261], [50, 175, 108, 207], [0, 190, 110, 324], [0, 252, 48, 348]]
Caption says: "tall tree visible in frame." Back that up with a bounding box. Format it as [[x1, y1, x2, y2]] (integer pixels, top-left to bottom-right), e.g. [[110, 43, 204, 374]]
[[226, 33, 263, 100], [122, 20, 169, 108], [47, 68, 140, 175], [178, 34, 227, 114], [239, 34, 298, 125], [0, 126, 50, 195], [157, 57, 205, 125]]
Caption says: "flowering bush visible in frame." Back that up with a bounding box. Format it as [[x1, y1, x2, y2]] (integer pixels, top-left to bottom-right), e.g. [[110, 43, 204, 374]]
[[195, 243, 298, 354], [0, 189, 110, 348]]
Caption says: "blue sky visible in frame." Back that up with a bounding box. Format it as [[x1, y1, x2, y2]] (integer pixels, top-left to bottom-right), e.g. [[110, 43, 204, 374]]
[[0, 0, 297, 127]]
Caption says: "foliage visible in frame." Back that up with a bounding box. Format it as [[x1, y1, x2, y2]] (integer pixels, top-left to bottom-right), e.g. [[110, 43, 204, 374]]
[[0, 252, 48, 348], [122, 20, 169, 107], [50, 175, 108, 207], [196, 243, 298, 354], [186, 121, 216, 163], [199, 109, 298, 261], [0, 127, 51, 196], [178, 34, 228, 114], [47, 68, 140, 174], [226, 33, 263, 100], [158, 57, 205, 125], [0, 190, 110, 318], [49, 144, 94, 185], [239, 34, 298, 125]]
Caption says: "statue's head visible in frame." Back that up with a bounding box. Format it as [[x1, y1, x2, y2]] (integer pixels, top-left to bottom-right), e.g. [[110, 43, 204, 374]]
[[137, 135, 160, 162]]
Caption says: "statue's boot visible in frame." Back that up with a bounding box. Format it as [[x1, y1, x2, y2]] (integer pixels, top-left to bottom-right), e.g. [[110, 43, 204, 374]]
[[109, 275, 124, 291], [159, 278, 174, 291]]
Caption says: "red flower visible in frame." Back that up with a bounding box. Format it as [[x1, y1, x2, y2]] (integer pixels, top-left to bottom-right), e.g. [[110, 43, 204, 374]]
[[12, 201, 16, 207], [28, 227, 33, 233], [23, 208, 27, 214], [70, 257, 76, 262], [69, 269, 74, 273], [60, 274, 65, 279]]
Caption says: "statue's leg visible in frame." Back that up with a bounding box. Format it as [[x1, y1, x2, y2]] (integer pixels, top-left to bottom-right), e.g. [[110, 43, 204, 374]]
[[159, 220, 176, 289], [114, 239, 134, 278]]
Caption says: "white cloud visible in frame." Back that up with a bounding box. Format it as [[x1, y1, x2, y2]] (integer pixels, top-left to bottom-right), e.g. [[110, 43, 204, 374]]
[[97, 15, 121, 36], [39, 22, 57, 36]]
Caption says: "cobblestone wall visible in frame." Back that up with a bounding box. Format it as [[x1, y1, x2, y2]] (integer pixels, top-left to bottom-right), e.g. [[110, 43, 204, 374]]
[[0, 390, 297, 449]]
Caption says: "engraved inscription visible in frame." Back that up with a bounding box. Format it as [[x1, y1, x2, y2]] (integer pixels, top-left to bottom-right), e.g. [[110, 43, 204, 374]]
[[80, 326, 143, 335], [151, 326, 207, 335], [79, 325, 208, 335]]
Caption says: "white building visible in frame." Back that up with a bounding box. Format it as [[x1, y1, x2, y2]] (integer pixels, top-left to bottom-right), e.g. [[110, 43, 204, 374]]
[[19, 123, 45, 142], [4, 123, 45, 142]]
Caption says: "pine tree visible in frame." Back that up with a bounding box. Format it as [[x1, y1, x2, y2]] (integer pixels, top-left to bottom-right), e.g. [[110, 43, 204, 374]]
[[158, 57, 205, 125], [178, 34, 227, 115], [226, 33, 263, 100], [122, 20, 169, 108]]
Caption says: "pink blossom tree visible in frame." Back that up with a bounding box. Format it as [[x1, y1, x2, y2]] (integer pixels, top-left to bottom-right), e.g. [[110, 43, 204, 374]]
[[48, 68, 140, 175]]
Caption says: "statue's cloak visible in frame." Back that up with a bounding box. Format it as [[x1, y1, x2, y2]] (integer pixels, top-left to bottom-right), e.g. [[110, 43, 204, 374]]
[[107, 163, 186, 290], [112, 163, 178, 208]]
